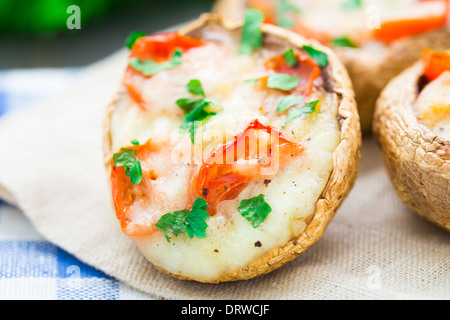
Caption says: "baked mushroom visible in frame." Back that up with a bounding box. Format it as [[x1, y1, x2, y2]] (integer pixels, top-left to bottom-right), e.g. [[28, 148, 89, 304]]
[[103, 13, 361, 283], [212, 0, 450, 133], [373, 49, 450, 232]]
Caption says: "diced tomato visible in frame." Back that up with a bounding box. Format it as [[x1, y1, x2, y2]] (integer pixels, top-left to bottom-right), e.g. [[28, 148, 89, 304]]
[[373, 4, 449, 43], [110, 140, 154, 237], [123, 32, 204, 107], [129, 32, 204, 62], [422, 48, 450, 81], [195, 120, 303, 215], [264, 49, 322, 96]]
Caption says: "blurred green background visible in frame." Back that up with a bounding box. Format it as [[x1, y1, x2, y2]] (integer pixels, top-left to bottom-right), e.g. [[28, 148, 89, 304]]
[[0, 0, 215, 69]]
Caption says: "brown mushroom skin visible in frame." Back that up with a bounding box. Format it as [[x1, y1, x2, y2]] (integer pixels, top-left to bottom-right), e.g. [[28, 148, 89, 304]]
[[103, 14, 361, 283], [373, 59, 450, 232], [212, 0, 450, 134]]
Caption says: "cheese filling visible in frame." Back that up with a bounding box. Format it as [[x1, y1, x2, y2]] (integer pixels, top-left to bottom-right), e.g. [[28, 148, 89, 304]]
[[415, 71, 450, 139]]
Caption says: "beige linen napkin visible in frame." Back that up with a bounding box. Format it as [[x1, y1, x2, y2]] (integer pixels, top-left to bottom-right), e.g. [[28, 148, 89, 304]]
[[0, 48, 448, 300]]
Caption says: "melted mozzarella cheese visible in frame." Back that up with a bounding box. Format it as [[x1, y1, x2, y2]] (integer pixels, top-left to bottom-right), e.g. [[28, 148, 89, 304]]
[[109, 32, 340, 282]]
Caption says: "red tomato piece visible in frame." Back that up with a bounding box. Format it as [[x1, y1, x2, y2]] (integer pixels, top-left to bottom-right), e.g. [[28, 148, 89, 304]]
[[195, 120, 303, 215], [110, 140, 154, 237], [373, 5, 448, 43], [422, 48, 450, 81], [123, 32, 204, 107], [264, 49, 322, 96]]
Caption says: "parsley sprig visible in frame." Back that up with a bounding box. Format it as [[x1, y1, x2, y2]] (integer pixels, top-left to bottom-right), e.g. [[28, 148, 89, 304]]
[[286, 99, 320, 123], [282, 48, 298, 67], [129, 49, 183, 76], [156, 198, 211, 242], [342, 0, 362, 10], [125, 30, 146, 49], [267, 73, 301, 91], [113, 142, 143, 185], [177, 79, 221, 143], [332, 37, 356, 48], [277, 94, 304, 112], [302, 45, 328, 67], [277, 0, 301, 28], [240, 8, 263, 55], [238, 194, 272, 228]]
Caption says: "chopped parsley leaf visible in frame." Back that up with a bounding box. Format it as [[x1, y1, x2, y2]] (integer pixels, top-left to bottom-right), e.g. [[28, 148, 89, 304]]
[[180, 100, 217, 143], [332, 37, 356, 48], [303, 45, 328, 67], [125, 30, 146, 49], [282, 48, 298, 67], [277, 94, 304, 112], [240, 8, 263, 55], [129, 49, 182, 76], [113, 143, 143, 185], [186, 79, 205, 97], [156, 198, 210, 242], [176, 98, 204, 112], [237, 194, 272, 228], [277, 0, 301, 28], [286, 99, 320, 123], [177, 79, 221, 143], [342, 0, 363, 10], [267, 73, 301, 91]]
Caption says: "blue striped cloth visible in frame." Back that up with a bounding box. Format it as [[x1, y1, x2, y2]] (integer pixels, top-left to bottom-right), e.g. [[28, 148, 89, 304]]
[[0, 69, 150, 300]]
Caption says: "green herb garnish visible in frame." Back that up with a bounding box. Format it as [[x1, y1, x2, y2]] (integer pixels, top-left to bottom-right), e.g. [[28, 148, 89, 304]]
[[176, 80, 208, 112], [303, 45, 328, 67], [342, 0, 362, 10], [176, 79, 221, 143], [237, 194, 272, 228], [156, 198, 211, 242], [180, 100, 217, 143], [129, 49, 182, 76], [286, 99, 320, 123], [332, 37, 356, 48], [125, 30, 146, 49], [186, 79, 205, 97], [240, 8, 264, 55], [267, 73, 301, 91], [113, 143, 143, 185], [282, 48, 298, 67], [176, 98, 204, 112], [277, 94, 304, 112], [277, 0, 301, 28]]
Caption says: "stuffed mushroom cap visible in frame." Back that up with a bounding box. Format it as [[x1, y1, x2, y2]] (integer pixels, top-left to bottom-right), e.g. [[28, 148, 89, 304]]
[[103, 14, 361, 283], [373, 49, 450, 232]]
